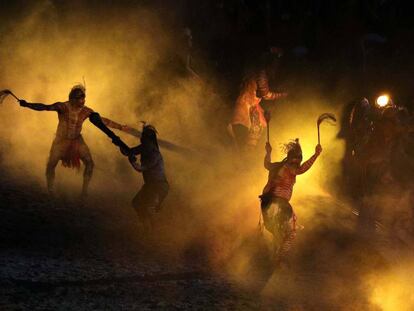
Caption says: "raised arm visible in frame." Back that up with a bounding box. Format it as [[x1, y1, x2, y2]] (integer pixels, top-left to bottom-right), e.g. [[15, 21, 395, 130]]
[[264, 143, 284, 172], [89, 112, 131, 155], [100, 117, 145, 140], [296, 144, 322, 175], [101, 117, 128, 131], [264, 142, 273, 170], [256, 70, 287, 100], [19, 100, 63, 112]]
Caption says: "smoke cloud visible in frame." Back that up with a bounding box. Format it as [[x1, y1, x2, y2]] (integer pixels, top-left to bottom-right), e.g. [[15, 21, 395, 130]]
[[1, 1, 413, 310]]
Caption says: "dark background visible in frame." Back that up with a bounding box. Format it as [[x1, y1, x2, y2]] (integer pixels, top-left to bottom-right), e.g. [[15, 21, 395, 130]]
[[0, 2, 413, 309], [2, 0, 414, 109]]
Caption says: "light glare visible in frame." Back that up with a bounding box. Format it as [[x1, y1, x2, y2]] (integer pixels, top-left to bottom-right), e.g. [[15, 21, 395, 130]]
[[376, 95, 390, 107]]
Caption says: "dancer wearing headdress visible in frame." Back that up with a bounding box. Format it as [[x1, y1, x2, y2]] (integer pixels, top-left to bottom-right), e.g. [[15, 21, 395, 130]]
[[260, 139, 322, 265], [18, 84, 130, 203]]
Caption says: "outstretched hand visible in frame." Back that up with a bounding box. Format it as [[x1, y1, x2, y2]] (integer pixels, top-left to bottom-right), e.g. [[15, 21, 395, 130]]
[[265, 142, 272, 153], [128, 154, 142, 172], [315, 144, 322, 155]]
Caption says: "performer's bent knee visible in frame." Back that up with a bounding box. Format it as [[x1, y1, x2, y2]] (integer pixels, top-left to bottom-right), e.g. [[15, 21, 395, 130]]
[[84, 159, 94, 176], [45, 160, 58, 177]]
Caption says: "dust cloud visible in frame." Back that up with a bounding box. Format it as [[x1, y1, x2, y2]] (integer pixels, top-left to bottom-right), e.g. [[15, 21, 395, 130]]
[[1, 1, 413, 310]]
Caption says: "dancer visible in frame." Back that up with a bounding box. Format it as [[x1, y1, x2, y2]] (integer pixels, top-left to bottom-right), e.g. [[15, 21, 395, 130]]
[[260, 139, 322, 265], [117, 124, 169, 232], [18, 84, 130, 202]]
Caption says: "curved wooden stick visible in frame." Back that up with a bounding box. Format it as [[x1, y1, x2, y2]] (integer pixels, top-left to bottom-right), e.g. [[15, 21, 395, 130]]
[[264, 110, 271, 143], [317, 113, 336, 145]]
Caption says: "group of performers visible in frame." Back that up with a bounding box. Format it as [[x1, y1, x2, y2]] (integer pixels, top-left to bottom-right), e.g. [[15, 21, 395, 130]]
[[2, 47, 324, 266], [15, 85, 168, 232], [340, 94, 414, 233], [227, 47, 322, 264]]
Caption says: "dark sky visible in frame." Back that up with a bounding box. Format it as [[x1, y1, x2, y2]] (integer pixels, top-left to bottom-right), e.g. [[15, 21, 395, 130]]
[[2, 0, 414, 105]]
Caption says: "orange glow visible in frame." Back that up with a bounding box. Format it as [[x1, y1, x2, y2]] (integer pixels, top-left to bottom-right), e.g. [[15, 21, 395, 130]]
[[376, 94, 391, 108]]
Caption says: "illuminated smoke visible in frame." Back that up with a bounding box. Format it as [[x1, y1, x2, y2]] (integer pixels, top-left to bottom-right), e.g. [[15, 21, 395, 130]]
[[1, 2, 413, 309]]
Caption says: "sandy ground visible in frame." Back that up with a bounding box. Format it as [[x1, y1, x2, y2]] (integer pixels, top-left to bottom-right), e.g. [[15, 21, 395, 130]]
[[0, 171, 410, 310], [0, 173, 261, 310]]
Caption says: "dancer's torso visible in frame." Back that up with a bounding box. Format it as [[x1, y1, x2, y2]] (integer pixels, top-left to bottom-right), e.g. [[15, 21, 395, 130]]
[[55, 102, 93, 140]]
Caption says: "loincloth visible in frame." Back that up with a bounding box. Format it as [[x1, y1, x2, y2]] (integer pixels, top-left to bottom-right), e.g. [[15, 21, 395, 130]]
[[62, 139, 81, 169], [52, 137, 84, 170], [260, 196, 296, 235]]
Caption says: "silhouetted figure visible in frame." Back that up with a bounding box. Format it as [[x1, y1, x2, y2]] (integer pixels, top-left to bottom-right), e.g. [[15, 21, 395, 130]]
[[19, 84, 130, 203], [119, 124, 169, 233], [260, 139, 321, 265], [229, 49, 287, 151]]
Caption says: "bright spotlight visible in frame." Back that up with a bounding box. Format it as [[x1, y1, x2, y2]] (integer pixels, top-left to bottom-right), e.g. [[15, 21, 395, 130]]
[[376, 95, 390, 108]]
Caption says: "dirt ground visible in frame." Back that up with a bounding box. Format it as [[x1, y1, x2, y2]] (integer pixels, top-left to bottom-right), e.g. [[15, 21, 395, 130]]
[[0, 171, 409, 311]]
